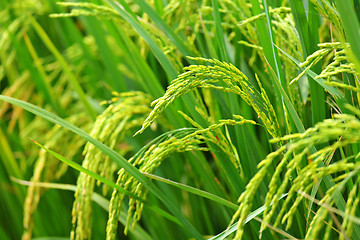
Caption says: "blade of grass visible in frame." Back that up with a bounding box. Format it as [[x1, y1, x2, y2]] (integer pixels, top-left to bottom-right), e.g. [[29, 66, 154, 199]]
[[114, 0, 194, 58], [179, 0, 208, 58], [249, 0, 276, 69], [289, 0, 326, 125], [0, 148, 23, 239], [199, 12, 219, 59], [186, 151, 233, 220], [11, 177, 171, 240], [80, 17, 127, 91], [29, 139, 143, 201], [249, 0, 287, 133], [211, 0, 229, 62], [0, 227, 10, 240], [335, 0, 360, 67], [6, 30, 66, 117], [15, 179, 181, 229], [110, 24, 164, 97], [288, 0, 310, 55], [48, 2, 106, 97], [208, 142, 245, 200], [209, 193, 288, 240], [263, 0, 286, 90], [142, 172, 238, 210], [23, 32, 66, 117], [104, 0, 178, 80], [264, 56, 305, 133], [0, 95, 204, 240], [28, 15, 97, 119], [103, 20, 187, 129], [0, 127, 24, 182]]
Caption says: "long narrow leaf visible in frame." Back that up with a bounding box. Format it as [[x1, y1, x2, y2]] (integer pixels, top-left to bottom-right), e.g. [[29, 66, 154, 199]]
[[276, 45, 348, 108], [28, 16, 97, 119], [209, 194, 288, 240], [143, 172, 238, 210], [0, 95, 204, 240], [104, 0, 178, 80], [29, 139, 143, 200], [11, 178, 153, 240], [335, 0, 360, 65]]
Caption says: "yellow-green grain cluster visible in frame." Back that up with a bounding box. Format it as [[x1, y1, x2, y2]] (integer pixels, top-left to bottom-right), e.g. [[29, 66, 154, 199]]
[[291, 42, 360, 104], [310, 0, 344, 36], [71, 91, 152, 240], [50, 2, 119, 19], [106, 114, 255, 239], [238, 7, 291, 27], [232, 111, 360, 240], [292, 42, 357, 82], [136, 57, 280, 139]]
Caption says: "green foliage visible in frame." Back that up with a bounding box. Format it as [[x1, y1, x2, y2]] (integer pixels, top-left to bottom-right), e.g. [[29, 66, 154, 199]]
[[1, 0, 360, 240]]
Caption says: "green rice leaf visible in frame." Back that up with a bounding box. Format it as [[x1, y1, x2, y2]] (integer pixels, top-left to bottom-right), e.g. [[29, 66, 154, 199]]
[[0, 95, 204, 240]]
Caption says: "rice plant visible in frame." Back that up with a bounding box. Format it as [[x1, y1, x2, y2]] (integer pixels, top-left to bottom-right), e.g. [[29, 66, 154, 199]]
[[1, 0, 360, 239]]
